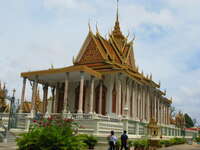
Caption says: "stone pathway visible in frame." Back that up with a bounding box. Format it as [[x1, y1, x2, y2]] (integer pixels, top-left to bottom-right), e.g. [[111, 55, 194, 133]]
[[0, 143, 200, 150], [0, 143, 17, 150], [158, 144, 200, 150]]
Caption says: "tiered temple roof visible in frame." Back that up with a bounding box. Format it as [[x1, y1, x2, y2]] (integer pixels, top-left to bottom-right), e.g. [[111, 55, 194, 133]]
[[74, 12, 160, 89], [21, 6, 172, 103]]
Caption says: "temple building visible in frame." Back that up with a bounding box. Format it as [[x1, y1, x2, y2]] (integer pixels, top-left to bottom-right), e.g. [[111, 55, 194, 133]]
[[0, 82, 9, 113], [19, 5, 187, 138]]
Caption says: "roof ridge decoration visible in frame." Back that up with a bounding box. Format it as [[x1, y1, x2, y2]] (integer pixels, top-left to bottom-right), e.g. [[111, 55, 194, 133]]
[[74, 0, 137, 69], [111, 0, 125, 40]]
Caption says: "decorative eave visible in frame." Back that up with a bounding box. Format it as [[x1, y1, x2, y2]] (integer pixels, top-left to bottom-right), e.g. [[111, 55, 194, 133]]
[[163, 97, 172, 104], [21, 65, 102, 79]]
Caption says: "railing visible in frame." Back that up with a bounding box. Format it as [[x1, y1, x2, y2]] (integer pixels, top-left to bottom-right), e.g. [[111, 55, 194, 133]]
[[0, 116, 7, 141], [59, 113, 121, 121], [0, 113, 29, 130]]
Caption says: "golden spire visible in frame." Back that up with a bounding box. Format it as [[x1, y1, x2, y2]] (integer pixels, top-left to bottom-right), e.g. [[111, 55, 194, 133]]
[[112, 0, 124, 39], [116, 0, 119, 23]]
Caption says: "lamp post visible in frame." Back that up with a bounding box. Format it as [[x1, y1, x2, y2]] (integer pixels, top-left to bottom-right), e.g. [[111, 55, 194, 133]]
[[8, 89, 16, 131]]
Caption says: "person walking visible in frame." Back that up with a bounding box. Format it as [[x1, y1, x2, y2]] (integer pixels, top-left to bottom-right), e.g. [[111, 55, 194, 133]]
[[121, 130, 128, 150], [108, 130, 117, 150]]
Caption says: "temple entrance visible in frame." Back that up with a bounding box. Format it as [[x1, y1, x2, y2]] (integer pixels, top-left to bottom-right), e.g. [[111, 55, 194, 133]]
[[95, 84, 107, 115]]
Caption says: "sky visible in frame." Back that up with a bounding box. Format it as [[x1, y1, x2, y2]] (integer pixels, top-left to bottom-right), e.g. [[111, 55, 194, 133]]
[[0, 0, 200, 124]]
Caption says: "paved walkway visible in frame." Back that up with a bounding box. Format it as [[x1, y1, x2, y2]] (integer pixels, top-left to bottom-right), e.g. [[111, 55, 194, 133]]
[[0, 143, 200, 150], [0, 143, 17, 150], [158, 144, 200, 150]]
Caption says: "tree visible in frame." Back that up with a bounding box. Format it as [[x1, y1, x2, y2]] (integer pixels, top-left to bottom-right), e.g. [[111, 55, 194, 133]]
[[170, 106, 177, 118], [193, 118, 197, 127], [184, 113, 194, 128]]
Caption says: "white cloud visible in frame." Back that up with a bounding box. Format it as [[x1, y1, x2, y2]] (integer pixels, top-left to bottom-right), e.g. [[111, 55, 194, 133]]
[[43, 0, 95, 12], [0, 0, 200, 123]]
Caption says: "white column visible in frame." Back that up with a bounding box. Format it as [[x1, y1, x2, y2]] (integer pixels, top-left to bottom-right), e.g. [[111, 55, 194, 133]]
[[138, 85, 141, 120], [148, 87, 151, 121], [150, 89, 153, 120], [31, 79, 38, 116], [160, 102, 163, 124], [42, 84, 48, 114], [89, 76, 95, 114], [98, 81, 103, 115], [63, 73, 69, 113], [142, 87, 145, 120], [131, 82, 135, 119], [137, 85, 140, 119], [166, 106, 168, 124], [165, 105, 167, 124], [126, 79, 130, 117], [145, 86, 148, 121], [136, 84, 139, 120], [168, 106, 171, 125], [154, 92, 156, 121], [162, 103, 164, 124], [51, 87, 55, 113], [140, 87, 143, 120], [78, 72, 84, 113], [164, 105, 166, 124], [54, 83, 60, 113], [118, 77, 122, 117], [155, 93, 157, 121], [140, 86, 143, 120], [147, 87, 150, 122], [158, 97, 160, 124], [19, 77, 27, 113], [157, 96, 159, 123]]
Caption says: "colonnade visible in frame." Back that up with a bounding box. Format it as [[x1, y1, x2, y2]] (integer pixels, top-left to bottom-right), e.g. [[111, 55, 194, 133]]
[[115, 75, 171, 125], [20, 73, 171, 125], [20, 72, 103, 116]]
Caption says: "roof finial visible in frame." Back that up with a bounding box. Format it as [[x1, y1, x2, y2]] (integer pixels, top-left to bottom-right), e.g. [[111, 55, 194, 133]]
[[96, 23, 99, 34], [112, 0, 123, 39], [88, 19, 91, 32], [116, 0, 119, 23]]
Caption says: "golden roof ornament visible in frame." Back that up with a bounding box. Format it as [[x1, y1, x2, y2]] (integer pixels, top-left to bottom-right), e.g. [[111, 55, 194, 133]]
[[159, 81, 161, 87], [164, 89, 166, 95], [170, 97, 173, 101], [73, 56, 76, 64], [146, 74, 149, 79], [111, 0, 125, 40], [88, 21, 92, 32], [136, 65, 139, 72], [150, 73, 152, 80], [51, 64, 54, 69], [125, 31, 130, 40], [96, 23, 99, 35]]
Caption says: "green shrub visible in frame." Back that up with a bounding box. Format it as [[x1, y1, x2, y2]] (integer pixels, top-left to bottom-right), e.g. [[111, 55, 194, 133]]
[[16, 117, 87, 150], [159, 138, 186, 147], [128, 140, 134, 147], [196, 137, 200, 142], [132, 139, 149, 148], [77, 134, 98, 149], [115, 140, 121, 150]]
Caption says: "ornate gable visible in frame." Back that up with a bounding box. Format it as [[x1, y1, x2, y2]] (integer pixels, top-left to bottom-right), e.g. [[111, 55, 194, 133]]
[[75, 33, 105, 65]]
